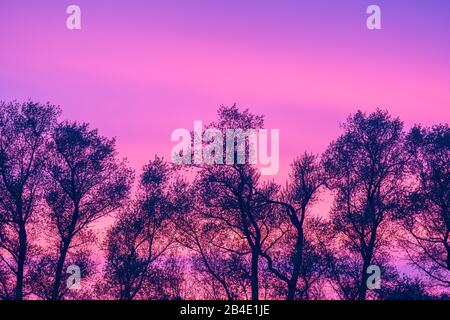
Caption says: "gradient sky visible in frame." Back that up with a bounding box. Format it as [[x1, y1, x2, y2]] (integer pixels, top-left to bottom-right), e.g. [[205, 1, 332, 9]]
[[1, 0, 449, 181]]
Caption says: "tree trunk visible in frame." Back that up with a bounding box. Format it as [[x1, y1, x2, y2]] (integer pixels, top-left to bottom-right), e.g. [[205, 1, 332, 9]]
[[51, 240, 70, 300], [51, 205, 79, 300], [287, 231, 304, 300], [251, 249, 259, 300], [358, 258, 370, 300], [15, 222, 27, 300]]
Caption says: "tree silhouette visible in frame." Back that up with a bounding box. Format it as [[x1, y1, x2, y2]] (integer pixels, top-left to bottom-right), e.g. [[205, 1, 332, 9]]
[[102, 157, 184, 299], [258, 153, 327, 299], [190, 105, 284, 300], [400, 124, 450, 288], [174, 204, 239, 300], [1, 99, 449, 300], [44, 122, 133, 300], [322, 109, 409, 300], [195, 166, 280, 300], [0, 101, 59, 300]]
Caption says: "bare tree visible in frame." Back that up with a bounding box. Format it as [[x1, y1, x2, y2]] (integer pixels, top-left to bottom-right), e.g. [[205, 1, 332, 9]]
[[102, 157, 184, 300], [322, 109, 408, 300], [0, 101, 59, 300], [401, 124, 450, 289], [186, 105, 282, 300], [3, 99, 448, 301], [45, 121, 133, 300], [258, 153, 327, 300], [195, 165, 280, 300], [173, 208, 238, 300]]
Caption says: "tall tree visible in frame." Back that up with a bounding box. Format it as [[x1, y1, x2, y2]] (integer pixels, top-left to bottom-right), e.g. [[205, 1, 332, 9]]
[[45, 121, 133, 300], [189, 105, 281, 300], [322, 109, 408, 300], [196, 166, 279, 300], [103, 157, 184, 300], [0, 101, 59, 300], [401, 124, 450, 289], [258, 153, 327, 300]]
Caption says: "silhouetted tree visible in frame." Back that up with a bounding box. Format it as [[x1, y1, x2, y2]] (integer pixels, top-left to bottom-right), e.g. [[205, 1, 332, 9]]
[[2, 98, 449, 301], [194, 166, 281, 300], [401, 124, 450, 289], [322, 109, 408, 300], [191, 105, 284, 300], [45, 122, 133, 300], [258, 153, 327, 299], [0, 101, 59, 299], [102, 157, 184, 300], [174, 208, 238, 300]]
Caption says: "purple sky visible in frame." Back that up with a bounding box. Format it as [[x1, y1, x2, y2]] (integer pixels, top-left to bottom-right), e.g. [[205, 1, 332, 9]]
[[1, 0, 449, 180]]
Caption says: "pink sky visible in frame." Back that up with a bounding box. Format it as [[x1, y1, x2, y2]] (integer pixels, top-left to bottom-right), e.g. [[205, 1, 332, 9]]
[[1, 0, 449, 181]]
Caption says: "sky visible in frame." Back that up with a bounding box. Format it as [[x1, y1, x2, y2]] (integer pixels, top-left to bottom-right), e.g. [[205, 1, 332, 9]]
[[1, 0, 449, 181]]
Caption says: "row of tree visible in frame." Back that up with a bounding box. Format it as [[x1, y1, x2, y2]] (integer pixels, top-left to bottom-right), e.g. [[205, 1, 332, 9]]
[[0, 101, 448, 300]]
